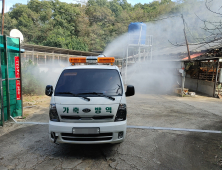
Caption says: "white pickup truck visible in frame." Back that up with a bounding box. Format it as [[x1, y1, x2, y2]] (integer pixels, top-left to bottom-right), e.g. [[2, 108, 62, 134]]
[[45, 56, 135, 144]]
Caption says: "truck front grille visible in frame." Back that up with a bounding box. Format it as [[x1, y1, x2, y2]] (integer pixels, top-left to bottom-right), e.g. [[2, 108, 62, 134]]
[[61, 133, 113, 141]]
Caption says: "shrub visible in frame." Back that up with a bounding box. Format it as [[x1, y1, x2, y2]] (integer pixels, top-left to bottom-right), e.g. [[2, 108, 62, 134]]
[[21, 60, 44, 95]]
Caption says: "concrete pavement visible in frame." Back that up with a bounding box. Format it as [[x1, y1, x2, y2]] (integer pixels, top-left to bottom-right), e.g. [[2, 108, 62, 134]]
[[0, 94, 222, 170]]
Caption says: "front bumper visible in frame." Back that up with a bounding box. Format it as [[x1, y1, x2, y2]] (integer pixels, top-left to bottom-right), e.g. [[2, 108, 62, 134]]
[[49, 120, 127, 144]]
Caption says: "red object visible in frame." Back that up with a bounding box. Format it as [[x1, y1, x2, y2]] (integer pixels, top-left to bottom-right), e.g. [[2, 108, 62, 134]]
[[182, 53, 204, 60], [16, 80, 21, 100], [15, 56, 20, 78]]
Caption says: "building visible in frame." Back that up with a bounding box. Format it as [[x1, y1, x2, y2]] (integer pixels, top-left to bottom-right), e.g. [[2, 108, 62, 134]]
[[21, 44, 100, 65], [154, 43, 222, 97]]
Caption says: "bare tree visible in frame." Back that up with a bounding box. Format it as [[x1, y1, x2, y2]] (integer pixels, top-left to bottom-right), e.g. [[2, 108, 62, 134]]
[[169, 0, 222, 49]]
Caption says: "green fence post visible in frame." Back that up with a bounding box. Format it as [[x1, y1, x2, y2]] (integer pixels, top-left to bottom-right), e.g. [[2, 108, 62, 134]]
[[3, 35, 11, 121], [0, 45, 4, 126]]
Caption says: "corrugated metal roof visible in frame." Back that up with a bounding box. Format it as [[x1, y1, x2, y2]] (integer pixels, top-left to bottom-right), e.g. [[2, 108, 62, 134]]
[[153, 41, 222, 61], [21, 44, 100, 56]]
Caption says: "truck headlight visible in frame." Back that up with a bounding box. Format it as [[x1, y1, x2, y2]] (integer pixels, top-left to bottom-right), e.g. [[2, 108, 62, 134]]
[[49, 104, 60, 122], [115, 104, 127, 121]]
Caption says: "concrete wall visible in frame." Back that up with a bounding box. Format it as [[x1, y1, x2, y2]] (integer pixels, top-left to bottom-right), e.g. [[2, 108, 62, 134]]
[[185, 77, 215, 96]]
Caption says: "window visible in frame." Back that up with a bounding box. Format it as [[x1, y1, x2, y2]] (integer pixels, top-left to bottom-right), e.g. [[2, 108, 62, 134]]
[[55, 69, 122, 96]]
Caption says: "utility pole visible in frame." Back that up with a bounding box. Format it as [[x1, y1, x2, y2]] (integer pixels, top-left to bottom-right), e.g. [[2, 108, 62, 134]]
[[181, 14, 190, 97], [1, 0, 5, 35], [181, 14, 191, 62]]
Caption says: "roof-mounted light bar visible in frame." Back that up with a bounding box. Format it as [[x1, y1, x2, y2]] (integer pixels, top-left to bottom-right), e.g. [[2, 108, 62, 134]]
[[69, 56, 115, 65], [97, 57, 115, 63], [69, 57, 86, 63]]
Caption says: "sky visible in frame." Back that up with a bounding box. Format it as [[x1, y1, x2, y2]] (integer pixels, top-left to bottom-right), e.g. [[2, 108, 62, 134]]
[[2, 0, 156, 12]]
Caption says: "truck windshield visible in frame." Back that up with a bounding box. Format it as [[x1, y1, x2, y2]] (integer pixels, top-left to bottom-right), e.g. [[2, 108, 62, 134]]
[[54, 69, 123, 96]]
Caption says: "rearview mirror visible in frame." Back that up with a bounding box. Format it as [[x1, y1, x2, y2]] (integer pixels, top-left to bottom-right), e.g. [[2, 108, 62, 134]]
[[125, 85, 135, 97], [45, 85, 53, 96]]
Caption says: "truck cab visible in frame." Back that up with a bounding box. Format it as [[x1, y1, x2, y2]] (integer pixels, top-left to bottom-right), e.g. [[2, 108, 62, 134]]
[[45, 56, 134, 144]]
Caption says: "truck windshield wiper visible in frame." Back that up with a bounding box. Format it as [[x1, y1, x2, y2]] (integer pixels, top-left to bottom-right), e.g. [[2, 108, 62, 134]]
[[78, 92, 115, 101], [56, 92, 90, 101]]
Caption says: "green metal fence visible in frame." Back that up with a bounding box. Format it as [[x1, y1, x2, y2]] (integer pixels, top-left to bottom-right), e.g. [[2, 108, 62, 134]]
[[0, 35, 23, 126]]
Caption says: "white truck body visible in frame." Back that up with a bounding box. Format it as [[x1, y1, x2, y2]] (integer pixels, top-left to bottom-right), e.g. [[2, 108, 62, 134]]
[[47, 64, 131, 144]]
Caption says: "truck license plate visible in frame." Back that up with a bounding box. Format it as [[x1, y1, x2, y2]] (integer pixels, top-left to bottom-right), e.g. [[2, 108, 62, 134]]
[[72, 127, 100, 134]]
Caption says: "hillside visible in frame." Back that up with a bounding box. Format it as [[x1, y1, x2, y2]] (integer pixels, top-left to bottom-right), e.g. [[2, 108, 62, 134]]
[[2, 0, 178, 51]]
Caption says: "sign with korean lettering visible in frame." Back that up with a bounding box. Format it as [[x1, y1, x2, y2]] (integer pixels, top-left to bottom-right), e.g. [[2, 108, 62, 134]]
[[15, 56, 20, 78], [16, 80, 21, 100]]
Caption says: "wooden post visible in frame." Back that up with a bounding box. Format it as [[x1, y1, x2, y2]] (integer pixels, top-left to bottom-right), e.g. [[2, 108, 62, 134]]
[[181, 76, 185, 97], [32, 47, 34, 63], [196, 61, 201, 92], [52, 51, 54, 63], [1, 0, 5, 35], [206, 61, 209, 81], [45, 53, 46, 65], [181, 14, 191, 62], [181, 62, 185, 97], [212, 64, 215, 81], [213, 59, 219, 97]]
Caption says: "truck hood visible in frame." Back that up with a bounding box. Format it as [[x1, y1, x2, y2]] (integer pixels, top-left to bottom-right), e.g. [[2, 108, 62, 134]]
[[54, 96, 122, 105], [54, 96, 122, 123]]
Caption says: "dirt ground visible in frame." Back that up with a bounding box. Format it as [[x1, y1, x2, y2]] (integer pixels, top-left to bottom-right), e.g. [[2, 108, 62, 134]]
[[1, 93, 222, 170], [22, 95, 50, 118]]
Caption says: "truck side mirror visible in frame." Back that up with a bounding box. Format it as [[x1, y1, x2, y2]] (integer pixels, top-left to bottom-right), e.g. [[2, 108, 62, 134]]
[[45, 85, 53, 96], [125, 85, 135, 97]]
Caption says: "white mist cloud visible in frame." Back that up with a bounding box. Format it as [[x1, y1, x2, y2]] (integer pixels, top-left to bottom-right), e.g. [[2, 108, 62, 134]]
[[125, 60, 181, 94], [104, 0, 222, 94]]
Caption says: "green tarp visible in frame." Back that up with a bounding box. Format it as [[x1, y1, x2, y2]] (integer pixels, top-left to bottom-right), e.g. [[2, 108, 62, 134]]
[[0, 36, 22, 126]]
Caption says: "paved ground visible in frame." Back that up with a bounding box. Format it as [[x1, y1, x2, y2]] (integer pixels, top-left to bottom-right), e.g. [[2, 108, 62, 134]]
[[1, 94, 222, 170]]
